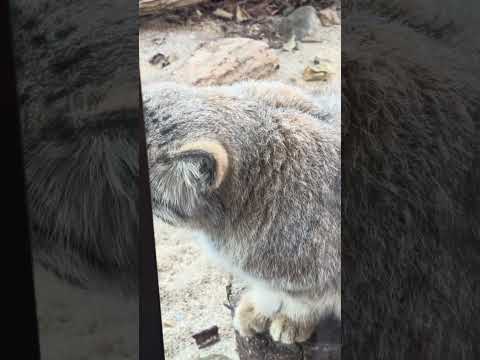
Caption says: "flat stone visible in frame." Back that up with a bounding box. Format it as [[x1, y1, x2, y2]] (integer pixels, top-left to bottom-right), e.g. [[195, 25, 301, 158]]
[[164, 37, 279, 86]]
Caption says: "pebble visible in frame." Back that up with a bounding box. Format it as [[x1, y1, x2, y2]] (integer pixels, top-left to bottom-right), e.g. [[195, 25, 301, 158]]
[[278, 6, 323, 42]]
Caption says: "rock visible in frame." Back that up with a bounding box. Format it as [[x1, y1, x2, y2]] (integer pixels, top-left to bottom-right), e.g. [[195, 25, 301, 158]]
[[192, 325, 220, 349], [278, 6, 323, 42], [164, 38, 279, 86], [149, 53, 170, 67], [318, 6, 341, 27]]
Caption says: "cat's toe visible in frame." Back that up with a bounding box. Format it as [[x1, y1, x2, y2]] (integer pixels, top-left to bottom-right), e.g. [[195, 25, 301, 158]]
[[269, 315, 316, 344], [270, 315, 296, 344], [233, 295, 270, 337]]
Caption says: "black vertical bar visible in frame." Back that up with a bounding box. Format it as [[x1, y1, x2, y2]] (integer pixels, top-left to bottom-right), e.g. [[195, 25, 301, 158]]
[[3, 1, 41, 359], [138, 86, 165, 360]]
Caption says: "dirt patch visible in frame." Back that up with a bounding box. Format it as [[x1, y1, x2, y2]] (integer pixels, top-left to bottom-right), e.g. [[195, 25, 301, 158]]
[[154, 221, 238, 360]]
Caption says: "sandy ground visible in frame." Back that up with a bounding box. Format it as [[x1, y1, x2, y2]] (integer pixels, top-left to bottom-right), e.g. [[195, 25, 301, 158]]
[[153, 221, 237, 360], [140, 14, 340, 360], [139, 16, 340, 92]]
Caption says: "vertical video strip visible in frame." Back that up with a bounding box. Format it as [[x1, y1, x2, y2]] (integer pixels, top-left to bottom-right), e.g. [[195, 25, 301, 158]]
[[139, 86, 165, 360], [8, 1, 154, 359], [139, 2, 341, 359], [3, 1, 41, 358]]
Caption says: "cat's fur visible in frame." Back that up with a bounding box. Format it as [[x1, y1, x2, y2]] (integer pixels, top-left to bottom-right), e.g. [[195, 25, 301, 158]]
[[10, 0, 140, 292], [342, 1, 480, 358], [143, 80, 341, 344]]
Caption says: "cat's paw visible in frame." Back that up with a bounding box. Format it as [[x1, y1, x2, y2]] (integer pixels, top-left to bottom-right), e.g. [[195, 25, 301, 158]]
[[233, 294, 270, 337], [269, 314, 316, 344]]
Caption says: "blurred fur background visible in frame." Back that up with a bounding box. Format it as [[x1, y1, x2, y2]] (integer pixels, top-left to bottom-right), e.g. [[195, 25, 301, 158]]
[[342, 1, 480, 358], [10, 0, 140, 292]]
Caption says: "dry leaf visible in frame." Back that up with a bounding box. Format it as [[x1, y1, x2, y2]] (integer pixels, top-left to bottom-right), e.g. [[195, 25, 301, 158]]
[[163, 320, 175, 328], [213, 8, 234, 20], [236, 6, 249, 23], [303, 63, 334, 81]]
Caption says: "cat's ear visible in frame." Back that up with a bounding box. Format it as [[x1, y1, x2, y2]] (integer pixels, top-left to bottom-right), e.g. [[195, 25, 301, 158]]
[[172, 140, 229, 192], [152, 140, 228, 223]]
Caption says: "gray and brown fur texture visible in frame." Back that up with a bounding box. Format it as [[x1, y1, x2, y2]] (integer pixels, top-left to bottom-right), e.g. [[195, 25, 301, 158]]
[[10, 0, 140, 293], [343, 1, 480, 358], [143, 80, 341, 344]]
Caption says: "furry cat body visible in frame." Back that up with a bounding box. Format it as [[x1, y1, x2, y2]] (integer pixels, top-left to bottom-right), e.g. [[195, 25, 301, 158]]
[[143, 80, 341, 343]]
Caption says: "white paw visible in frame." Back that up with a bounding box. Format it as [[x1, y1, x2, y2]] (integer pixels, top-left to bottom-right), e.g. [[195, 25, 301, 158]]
[[233, 294, 270, 337], [269, 314, 316, 344]]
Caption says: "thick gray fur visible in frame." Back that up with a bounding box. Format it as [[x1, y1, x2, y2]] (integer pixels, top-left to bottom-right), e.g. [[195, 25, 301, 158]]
[[143, 80, 341, 342], [342, 1, 480, 359], [10, 0, 140, 292]]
